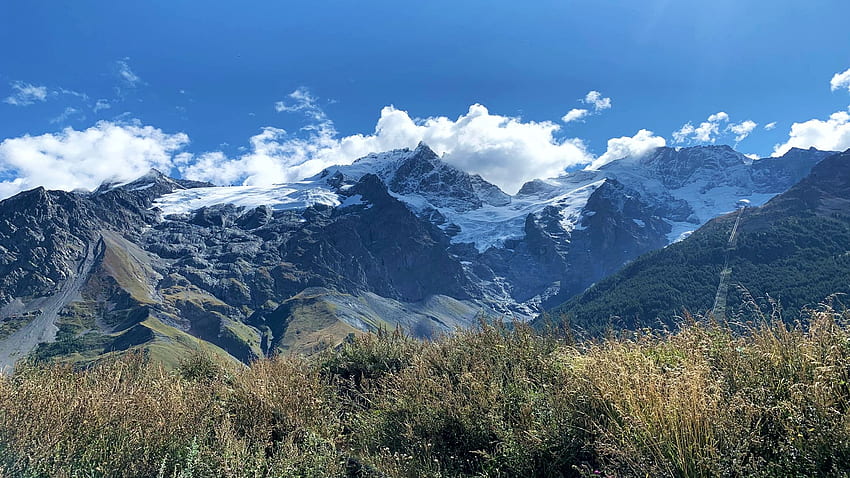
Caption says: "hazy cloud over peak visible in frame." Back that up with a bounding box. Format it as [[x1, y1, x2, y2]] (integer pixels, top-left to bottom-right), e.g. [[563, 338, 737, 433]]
[[184, 98, 595, 194], [0, 121, 188, 198]]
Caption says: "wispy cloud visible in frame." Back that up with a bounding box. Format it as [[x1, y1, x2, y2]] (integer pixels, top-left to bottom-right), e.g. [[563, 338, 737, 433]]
[[274, 87, 328, 123], [49, 107, 83, 124], [3, 81, 49, 106], [116, 58, 143, 87], [58, 88, 89, 101], [93, 99, 112, 112], [764, 122, 777, 131]]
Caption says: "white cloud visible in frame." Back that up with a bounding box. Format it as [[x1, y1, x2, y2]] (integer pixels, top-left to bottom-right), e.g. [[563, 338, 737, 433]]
[[182, 97, 595, 194], [116, 58, 142, 87], [728, 120, 758, 143], [764, 122, 777, 131], [93, 99, 111, 112], [274, 87, 327, 121], [745, 153, 760, 160], [49, 107, 82, 125], [672, 123, 695, 143], [561, 108, 589, 123], [673, 112, 729, 143], [583, 91, 612, 111], [0, 88, 668, 198], [673, 112, 757, 144], [708, 112, 730, 123], [3, 82, 49, 106], [561, 90, 612, 124], [587, 129, 667, 170], [0, 121, 188, 198], [58, 88, 89, 101], [830, 67, 850, 92], [772, 108, 850, 156]]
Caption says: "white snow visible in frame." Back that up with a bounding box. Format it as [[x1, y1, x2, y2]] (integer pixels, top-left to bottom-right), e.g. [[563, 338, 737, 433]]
[[384, 178, 604, 252], [131, 183, 155, 192], [154, 183, 341, 216], [151, 144, 794, 253], [339, 194, 371, 209]]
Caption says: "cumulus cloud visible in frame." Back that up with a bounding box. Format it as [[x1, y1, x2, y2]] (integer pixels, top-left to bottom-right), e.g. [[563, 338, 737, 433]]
[[0, 87, 668, 198], [764, 122, 777, 131], [116, 58, 142, 87], [673, 112, 727, 143], [3, 81, 49, 106], [561, 108, 589, 123], [772, 108, 850, 156], [0, 121, 188, 198], [587, 129, 667, 170], [830, 67, 850, 92], [561, 90, 612, 125], [728, 120, 757, 143], [583, 91, 612, 111], [673, 112, 757, 144], [183, 94, 595, 194]]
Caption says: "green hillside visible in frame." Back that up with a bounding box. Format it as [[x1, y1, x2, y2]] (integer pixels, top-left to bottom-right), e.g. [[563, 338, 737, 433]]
[[545, 151, 850, 333]]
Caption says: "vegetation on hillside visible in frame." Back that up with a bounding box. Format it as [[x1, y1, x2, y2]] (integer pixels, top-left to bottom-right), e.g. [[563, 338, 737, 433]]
[[2, 304, 850, 477], [549, 211, 850, 333]]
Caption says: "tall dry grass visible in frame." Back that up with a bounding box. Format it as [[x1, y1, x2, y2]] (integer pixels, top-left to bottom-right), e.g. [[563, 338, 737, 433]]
[[1, 307, 849, 477]]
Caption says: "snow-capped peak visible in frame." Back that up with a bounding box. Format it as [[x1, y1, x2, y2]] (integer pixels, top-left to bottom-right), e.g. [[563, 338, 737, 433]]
[[151, 143, 832, 252]]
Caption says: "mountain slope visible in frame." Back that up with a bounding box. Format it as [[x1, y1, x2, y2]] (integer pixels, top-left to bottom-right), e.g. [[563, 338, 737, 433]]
[[545, 150, 850, 332], [0, 143, 836, 366]]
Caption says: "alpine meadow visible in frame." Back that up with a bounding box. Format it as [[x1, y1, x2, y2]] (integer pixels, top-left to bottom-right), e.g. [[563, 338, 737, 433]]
[[2, 1, 850, 476]]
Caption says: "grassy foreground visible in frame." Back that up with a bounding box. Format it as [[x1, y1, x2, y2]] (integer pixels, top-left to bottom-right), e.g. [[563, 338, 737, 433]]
[[2, 307, 850, 477]]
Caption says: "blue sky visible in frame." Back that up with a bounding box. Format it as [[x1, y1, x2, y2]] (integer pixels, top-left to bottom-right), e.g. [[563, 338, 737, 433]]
[[1, 0, 850, 196]]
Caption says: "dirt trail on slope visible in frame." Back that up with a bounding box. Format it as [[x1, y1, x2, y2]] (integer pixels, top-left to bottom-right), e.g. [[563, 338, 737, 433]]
[[0, 236, 104, 373]]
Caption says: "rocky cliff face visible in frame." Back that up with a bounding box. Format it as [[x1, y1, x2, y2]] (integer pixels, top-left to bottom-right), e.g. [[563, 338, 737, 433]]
[[0, 143, 834, 366]]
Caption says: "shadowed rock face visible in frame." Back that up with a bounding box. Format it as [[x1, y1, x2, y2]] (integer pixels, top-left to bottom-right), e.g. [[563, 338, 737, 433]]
[[0, 146, 836, 365]]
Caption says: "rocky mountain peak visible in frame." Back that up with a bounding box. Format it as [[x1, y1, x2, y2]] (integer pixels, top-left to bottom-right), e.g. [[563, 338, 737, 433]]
[[765, 150, 850, 215]]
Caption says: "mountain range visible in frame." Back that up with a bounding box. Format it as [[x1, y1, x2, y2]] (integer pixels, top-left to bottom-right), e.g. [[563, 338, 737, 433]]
[[546, 149, 850, 332], [0, 142, 836, 367]]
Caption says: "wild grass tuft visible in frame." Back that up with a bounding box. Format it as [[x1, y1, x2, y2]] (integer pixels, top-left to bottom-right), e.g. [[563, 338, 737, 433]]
[[2, 306, 850, 476]]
